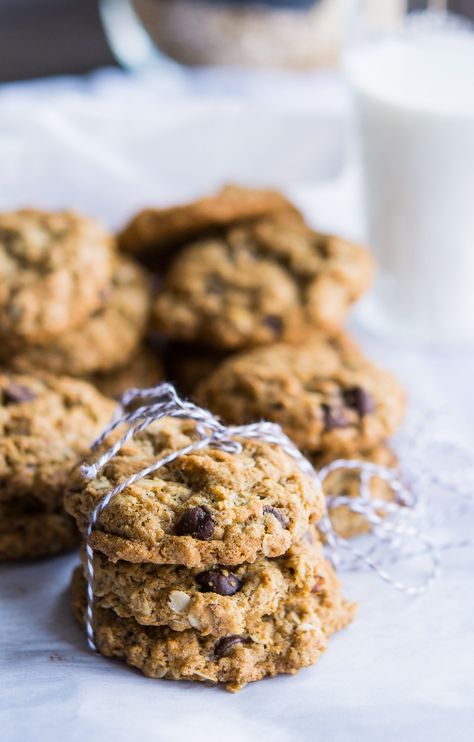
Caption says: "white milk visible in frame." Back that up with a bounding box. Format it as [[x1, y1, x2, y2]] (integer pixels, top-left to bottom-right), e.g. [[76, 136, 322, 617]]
[[346, 23, 474, 344]]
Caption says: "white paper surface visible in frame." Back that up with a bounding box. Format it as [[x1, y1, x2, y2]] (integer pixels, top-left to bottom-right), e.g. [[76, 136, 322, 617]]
[[0, 68, 473, 742]]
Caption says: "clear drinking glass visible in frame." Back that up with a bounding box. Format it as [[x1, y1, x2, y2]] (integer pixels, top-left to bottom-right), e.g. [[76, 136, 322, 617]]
[[345, 1, 474, 345]]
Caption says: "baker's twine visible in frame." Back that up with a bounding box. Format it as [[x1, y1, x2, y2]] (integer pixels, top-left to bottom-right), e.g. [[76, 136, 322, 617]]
[[79, 383, 462, 651]]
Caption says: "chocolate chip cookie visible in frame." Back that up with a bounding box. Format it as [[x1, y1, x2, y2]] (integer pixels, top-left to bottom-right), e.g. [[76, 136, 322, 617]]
[[0, 209, 114, 345], [81, 529, 332, 637], [196, 333, 405, 457], [65, 417, 324, 569], [71, 539, 355, 691], [3, 258, 152, 377], [118, 184, 300, 268], [153, 216, 374, 350], [314, 444, 399, 539]]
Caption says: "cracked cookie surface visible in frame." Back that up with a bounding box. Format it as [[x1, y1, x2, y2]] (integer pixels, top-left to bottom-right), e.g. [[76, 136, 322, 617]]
[[118, 184, 299, 267], [197, 333, 405, 456], [65, 417, 324, 569], [72, 537, 355, 691], [153, 216, 373, 350], [0, 373, 115, 508], [0, 209, 114, 345]]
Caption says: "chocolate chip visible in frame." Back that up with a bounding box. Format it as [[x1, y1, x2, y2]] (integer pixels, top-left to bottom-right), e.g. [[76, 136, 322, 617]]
[[343, 386, 375, 416], [263, 505, 289, 528], [3, 383, 37, 404], [196, 569, 242, 596], [175, 506, 214, 540], [262, 315, 283, 335], [213, 635, 245, 659], [321, 403, 349, 431]]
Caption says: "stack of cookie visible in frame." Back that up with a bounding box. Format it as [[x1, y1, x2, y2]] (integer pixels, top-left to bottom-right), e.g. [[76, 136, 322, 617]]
[[65, 416, 355, 691], [0, 209, 162, 399], [118, 186, 405, 537], [0, 373, 114, 560]]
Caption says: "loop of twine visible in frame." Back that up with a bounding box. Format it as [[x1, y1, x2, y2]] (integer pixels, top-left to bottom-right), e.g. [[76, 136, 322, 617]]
[[79, 383, 470, 652]]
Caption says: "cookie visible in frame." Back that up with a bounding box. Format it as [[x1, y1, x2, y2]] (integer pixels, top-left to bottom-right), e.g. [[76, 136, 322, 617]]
[[153, 216, 374, 350], [118, 184, 300, 268], [0, 373, 115, 508], [65, 416, 324, 568], [81, 529, 334, 637], [90, 344, 163, 400], [196, 332, 405, 457], [3, 259, 152, 377], [314, 445, 398, 539], [0, 209, 114, 345], [0, 499, 78, 561], [71, 549, 355, 691]]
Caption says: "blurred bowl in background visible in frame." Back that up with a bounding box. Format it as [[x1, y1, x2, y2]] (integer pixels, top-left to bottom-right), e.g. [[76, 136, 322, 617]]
[[100, 0, 403, 71]]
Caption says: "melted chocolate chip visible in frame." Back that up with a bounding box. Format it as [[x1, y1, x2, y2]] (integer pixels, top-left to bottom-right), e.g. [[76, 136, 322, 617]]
[[262, 315, 283, 335], [3, 383, 37, 405], [196, 569, 242, 596], [213, 635, 245, 659], [263, 505, 289, 528], [343, 386, 375, 417], [175, 506, 214, 540], [321, 403, 349, 431]]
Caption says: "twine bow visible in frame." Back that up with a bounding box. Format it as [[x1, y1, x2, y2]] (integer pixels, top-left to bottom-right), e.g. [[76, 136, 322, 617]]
[[80, 383, 439, 651]]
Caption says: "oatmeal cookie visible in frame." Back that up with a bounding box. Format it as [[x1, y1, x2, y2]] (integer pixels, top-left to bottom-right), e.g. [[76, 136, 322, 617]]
[[3, 258, 152, 377], [65, 417, 324, 568], [314, 444, 399, 539], [153, 216, 373, 350], [0, 373, 115, 508], [197, 333, 405, 456], [118, 184, 300, 267], [71, 551, 355, 691], [0, 499, 78, 560], [0, 209, 114, 345], [81, 529, 335, 637]]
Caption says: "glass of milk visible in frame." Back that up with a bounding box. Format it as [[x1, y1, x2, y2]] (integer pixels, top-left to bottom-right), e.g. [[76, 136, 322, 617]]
[[345, 2, 474, 345]]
